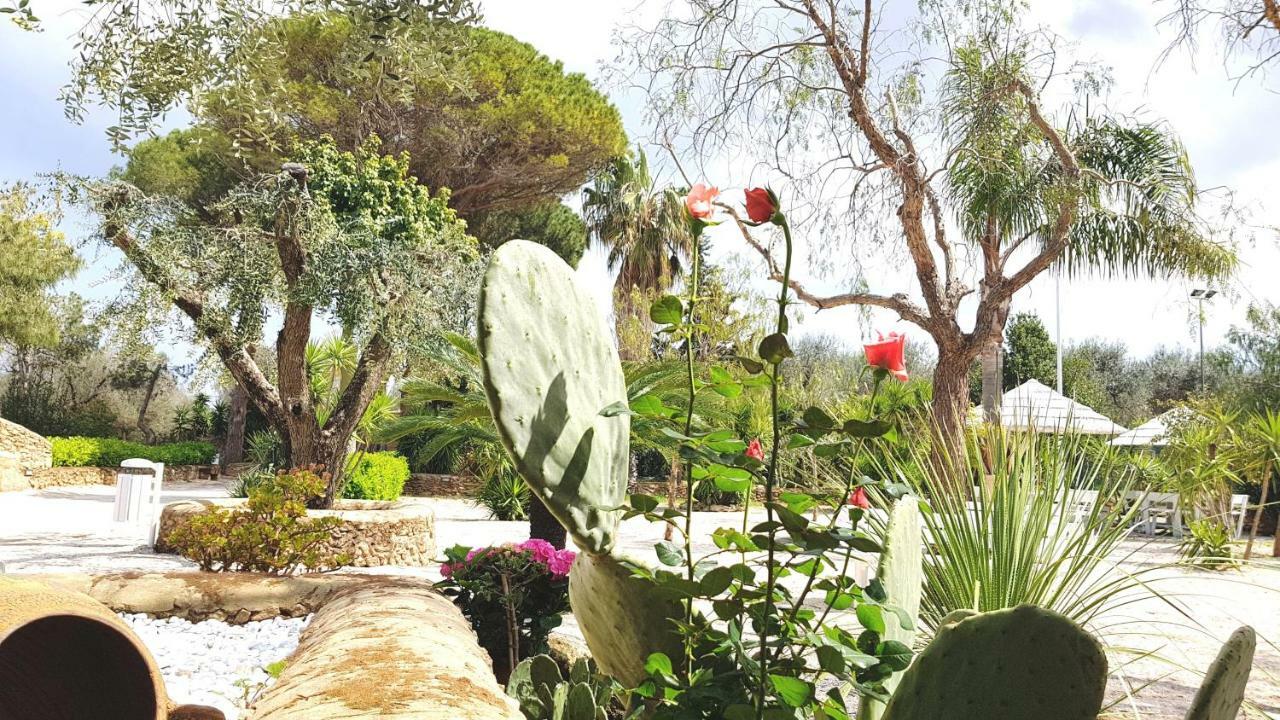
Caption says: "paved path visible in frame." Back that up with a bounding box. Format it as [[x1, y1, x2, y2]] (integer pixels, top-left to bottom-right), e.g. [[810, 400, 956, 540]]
[[2, 481, 1279, 718]]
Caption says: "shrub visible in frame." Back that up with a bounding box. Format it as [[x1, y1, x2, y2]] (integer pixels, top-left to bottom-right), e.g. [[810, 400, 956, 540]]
[[1180, 519, 1238, 570], [474, 470, 529, 520], [437, 539, 574, 680], [165, 467, 349, 574], [228, 467, 276, 499], [343, 451, 409, 500], [50, 436, 216, 467]]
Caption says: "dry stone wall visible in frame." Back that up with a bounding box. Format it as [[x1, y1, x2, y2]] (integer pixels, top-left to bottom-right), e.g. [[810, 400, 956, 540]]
[[156, 499, 436, 567], [0, 418, 51, 475]]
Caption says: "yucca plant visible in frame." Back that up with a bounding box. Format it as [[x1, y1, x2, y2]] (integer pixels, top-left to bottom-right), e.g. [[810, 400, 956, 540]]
[[882, 427, 1148, 634]]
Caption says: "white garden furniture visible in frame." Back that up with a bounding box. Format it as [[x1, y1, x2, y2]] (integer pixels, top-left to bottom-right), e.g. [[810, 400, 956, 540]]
[[112, 458, 165, 544]]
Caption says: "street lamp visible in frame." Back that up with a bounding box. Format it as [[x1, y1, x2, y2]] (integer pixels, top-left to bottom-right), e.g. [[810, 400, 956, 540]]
[[1190, 288, 1218, 392]]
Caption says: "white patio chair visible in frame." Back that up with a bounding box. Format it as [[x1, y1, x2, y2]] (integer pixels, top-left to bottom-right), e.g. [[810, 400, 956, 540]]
[[1139, 492, 1181, 537], [1229, 494, 1249, 539], [113, 459, 165, 544]]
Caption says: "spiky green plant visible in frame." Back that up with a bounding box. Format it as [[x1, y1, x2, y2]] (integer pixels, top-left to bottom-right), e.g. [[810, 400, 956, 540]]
[[884, 427, 1147, 633]]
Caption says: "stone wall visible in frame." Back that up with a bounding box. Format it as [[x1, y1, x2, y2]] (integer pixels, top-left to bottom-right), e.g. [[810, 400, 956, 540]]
[[0, 417, 51, 475], [0, 451, 27, 492], [403, 472, 480, 497], [10, 464, 222, 492], [156, 499, 436, 567]]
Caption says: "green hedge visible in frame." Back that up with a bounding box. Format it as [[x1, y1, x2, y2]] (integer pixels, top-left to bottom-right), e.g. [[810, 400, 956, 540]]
[[50, 437, 217, 467], [343, 451, 410, 501]]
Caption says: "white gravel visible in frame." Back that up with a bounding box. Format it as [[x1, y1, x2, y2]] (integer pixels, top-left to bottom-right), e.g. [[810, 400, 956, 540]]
[[119, 613, 308, 720]]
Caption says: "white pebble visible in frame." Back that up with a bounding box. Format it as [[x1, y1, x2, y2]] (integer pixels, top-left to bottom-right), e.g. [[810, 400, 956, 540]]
[[118, 612, 310, 720]]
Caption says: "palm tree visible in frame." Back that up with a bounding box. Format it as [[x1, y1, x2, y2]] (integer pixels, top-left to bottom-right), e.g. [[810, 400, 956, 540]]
[[582, 149, 694, 360], [945, 55, 1237, 421], [1242, 410, 1280, 559]]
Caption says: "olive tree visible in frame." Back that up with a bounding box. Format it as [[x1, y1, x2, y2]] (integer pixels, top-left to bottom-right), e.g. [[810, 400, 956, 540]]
[[85, 138, 480, 505]]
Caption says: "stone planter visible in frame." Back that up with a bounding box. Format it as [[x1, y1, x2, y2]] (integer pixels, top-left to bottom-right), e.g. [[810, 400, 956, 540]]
[[155, 499, 436, 567]]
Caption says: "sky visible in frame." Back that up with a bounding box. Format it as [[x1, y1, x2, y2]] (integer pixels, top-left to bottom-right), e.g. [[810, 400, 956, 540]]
[[1, 0, 1277, 377]]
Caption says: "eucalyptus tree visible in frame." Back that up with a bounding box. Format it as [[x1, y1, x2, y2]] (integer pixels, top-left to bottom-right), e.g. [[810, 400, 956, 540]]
[[83, 138, 480, 506], [618, 0, 1235, 452], [582, 149, 694, 359], [1159, 0, 1280, 83]]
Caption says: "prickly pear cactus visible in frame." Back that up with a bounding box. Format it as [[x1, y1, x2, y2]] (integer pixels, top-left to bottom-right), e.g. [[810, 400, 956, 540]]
[[881, 605, 1107, 720], [479, 240, 630, 555], [859, 497, 923, 720], [506, 654, 611, 720], [568, 551, 685, 687], [1185, 626, 1255, 720]]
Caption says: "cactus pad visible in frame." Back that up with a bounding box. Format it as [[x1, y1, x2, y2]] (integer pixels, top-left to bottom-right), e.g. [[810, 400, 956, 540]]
[[860, 496, 924, 720], [881, 604, 1107, 720], [479, 240, 630, 554], [568, 551, 685, 687], [1185, 626, 1255, 720]]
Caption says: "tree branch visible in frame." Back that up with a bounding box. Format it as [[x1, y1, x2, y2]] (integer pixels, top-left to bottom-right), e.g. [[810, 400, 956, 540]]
[[101, 187, 288, 431], [723, 205, 933, 329]]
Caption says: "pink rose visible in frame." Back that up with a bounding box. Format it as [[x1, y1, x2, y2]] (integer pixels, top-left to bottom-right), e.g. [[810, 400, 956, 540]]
[[685, 183, 720, 220], [440, 562, 453, 577]]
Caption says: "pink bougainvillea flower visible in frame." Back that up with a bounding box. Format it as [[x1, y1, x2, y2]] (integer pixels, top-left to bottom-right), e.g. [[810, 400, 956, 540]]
[[863, 332, 909, 382], [745, 438, 765, 462], [847, 487, 871, 509], [685, 183, 720, 220], [548, 550, 576, 577], [744, 187, 777, 224]]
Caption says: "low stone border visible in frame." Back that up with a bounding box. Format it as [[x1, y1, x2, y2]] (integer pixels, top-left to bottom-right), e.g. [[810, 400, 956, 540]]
[[0, 464, 227, 493], [403, 472, 481, 497], [155, 499, 437, 567], [20, 572, 522, 719]]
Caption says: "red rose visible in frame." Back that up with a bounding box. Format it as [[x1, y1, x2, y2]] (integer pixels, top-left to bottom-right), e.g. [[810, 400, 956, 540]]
[[847, 487, 870, 509], [685, 183, 719, 220], [745, 438, 765, 461], [744, 187, 776, 223], [863, 331, 909, 382]]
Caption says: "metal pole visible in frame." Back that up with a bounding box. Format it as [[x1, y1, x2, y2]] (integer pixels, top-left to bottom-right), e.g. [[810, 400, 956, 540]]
[[1055, 271, 1063, 394], [1198, 296, 1205, 392]]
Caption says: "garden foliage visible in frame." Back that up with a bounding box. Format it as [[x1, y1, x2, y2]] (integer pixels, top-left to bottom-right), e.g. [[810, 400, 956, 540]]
[[166, 467, 348, 574], [342, 451, 409, 501], [51, 436, 216, 467]]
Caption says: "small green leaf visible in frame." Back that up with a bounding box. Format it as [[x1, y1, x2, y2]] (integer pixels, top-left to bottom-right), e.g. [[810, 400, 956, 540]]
[[842, 419, 893, 438], [644, 652, 674, 676], [856, 603, 886, 634], [650, 295, 683, 324], [700, 566, 734, 596], [733, 355, 765, 374], [769, 674, 813, 707], [758, 333, 794, 364], [654, 541, 683, 567]]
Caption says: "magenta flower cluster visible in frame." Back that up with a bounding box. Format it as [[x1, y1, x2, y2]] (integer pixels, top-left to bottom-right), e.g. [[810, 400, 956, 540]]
[[440, 538, 576, 578]]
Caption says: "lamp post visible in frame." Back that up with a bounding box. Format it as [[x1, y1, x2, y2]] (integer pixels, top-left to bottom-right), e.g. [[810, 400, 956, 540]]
[[1190, 288, 1217, 392]]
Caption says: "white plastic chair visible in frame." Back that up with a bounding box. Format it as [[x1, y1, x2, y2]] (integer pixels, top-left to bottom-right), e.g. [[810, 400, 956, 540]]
[[1229, 494, 1249, 539], [113, 459, 165, 544]]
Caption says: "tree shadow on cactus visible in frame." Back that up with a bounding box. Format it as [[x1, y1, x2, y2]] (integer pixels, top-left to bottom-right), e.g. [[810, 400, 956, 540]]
[[522, 373, 571, 479]]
